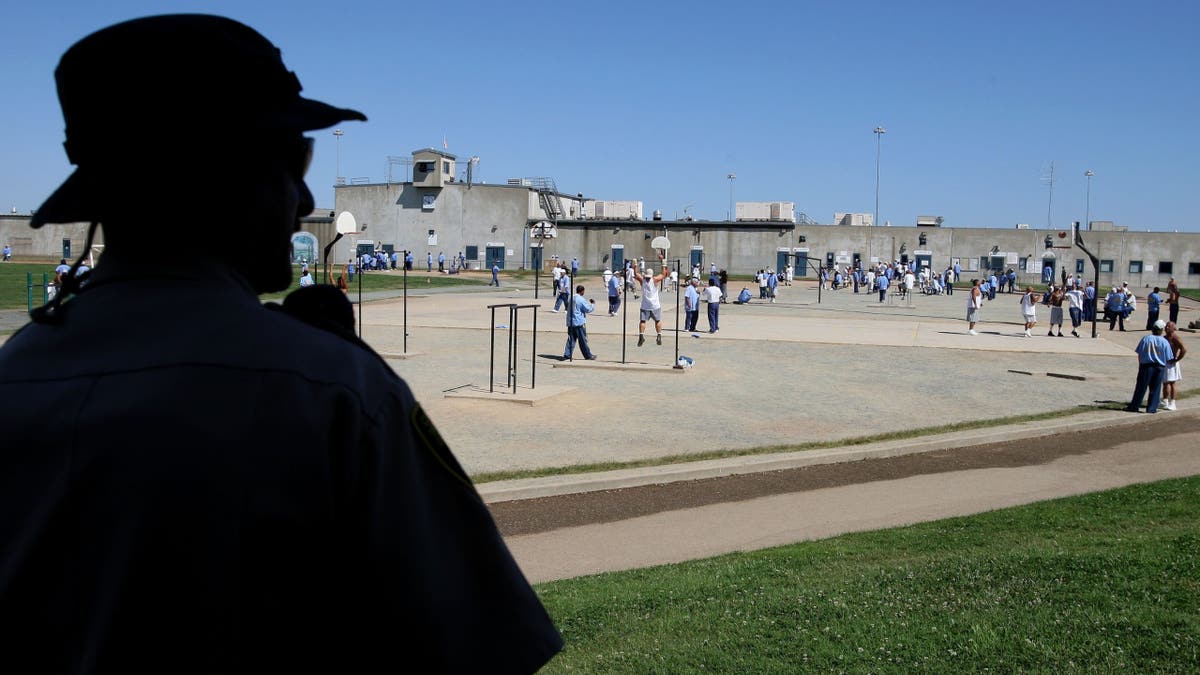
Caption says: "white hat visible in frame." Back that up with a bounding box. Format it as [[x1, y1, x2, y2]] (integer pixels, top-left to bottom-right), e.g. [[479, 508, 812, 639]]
[[1154, 319, 1167, 330]]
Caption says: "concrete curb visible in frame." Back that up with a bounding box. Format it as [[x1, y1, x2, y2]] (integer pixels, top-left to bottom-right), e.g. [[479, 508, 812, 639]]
[[478, 402, 1195, 503]]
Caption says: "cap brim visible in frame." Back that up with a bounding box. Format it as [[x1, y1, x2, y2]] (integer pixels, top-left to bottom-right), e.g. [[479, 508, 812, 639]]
[[32, 97, 364, 229], [31, 167, 99, 229], [279, 96, 366, 132]]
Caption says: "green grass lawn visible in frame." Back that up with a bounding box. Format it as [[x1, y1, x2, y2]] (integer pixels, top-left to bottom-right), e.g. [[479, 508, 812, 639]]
[[536, 476, 1200, 672], [0, 263, 57, 311], [0, 262, 486, 310], [259, 265, 487, 301]]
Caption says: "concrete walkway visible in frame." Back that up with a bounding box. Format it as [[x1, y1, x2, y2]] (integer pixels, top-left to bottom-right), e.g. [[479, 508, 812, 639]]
[[500, 405, 1200, 583]]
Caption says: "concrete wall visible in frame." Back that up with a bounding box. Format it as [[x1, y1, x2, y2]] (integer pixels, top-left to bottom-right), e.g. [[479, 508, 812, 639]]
[[0, 216, 102, 261], [326, 182, 1200, 285], [331, 182, 532, 268], [525, 223, 1200, 286]]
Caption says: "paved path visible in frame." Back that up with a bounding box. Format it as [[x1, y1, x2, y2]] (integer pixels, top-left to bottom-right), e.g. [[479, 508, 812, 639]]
[[495, 406, 1200, 583]]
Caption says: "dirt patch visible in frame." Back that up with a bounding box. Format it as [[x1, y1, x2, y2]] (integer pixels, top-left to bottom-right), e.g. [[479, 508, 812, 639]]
[[488, 411, 1195, 536]]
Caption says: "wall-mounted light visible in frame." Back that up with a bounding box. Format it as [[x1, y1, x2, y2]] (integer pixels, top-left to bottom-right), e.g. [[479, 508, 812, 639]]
[[918, 233, 927, 246], [1044, 234, 1053, 249]]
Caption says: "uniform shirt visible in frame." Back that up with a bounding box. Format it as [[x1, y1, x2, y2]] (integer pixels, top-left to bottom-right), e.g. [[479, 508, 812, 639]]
[[877, 275, 889, 290], [1136, 334, 1173, 366], [703, 285, 723, 303], [607, 274, 621, 296], [567, 293, 593, 326], [684, 284, 699, 311], [1147, 292, 1161, 312], [0, 257, 561, 673]]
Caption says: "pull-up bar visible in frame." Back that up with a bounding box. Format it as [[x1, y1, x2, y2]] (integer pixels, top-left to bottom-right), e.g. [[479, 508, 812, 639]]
[[487, 303, 541, 393]]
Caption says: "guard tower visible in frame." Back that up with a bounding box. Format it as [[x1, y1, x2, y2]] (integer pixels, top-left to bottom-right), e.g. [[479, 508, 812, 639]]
[[412, 148, 457, 187]]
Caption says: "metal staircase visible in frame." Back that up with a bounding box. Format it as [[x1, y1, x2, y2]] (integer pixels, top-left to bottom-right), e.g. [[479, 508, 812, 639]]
[[527, 177, 565, 220]]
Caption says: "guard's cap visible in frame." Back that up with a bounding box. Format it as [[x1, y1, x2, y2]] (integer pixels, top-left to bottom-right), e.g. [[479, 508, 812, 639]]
[[32, 14, 366, 228]]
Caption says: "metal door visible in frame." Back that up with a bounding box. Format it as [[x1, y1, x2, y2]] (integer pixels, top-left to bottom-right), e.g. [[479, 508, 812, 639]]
[[486, 246, 505, 270], [690, 249, 704, 270], [611, 246, 624, 272], [793, 252, 808, 276], [529, 247, 543, 271], [776, 251, 790, 272]]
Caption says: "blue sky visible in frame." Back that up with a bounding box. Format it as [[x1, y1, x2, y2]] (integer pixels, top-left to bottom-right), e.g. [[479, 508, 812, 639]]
[[2, 1, 1198, 231]]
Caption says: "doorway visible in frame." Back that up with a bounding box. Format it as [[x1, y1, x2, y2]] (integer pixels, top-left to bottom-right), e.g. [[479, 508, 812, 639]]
[[486, 246, 505, 270]]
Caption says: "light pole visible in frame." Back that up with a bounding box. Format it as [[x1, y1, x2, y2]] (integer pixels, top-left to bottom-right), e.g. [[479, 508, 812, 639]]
[[873, 126, 886, 227], [333, 128, 344, 185], [727, 173, 736, 221], [1084, 170, 1094, 230]]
